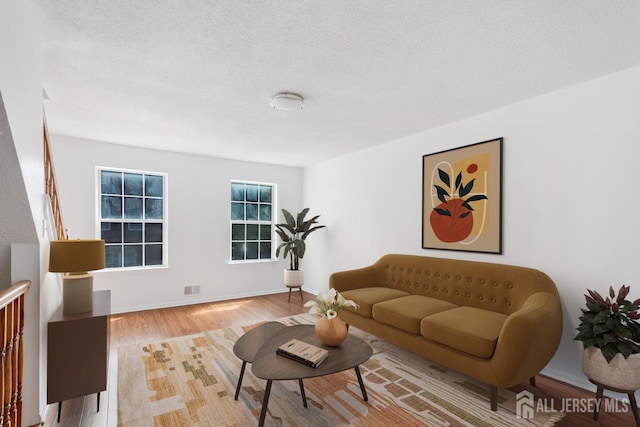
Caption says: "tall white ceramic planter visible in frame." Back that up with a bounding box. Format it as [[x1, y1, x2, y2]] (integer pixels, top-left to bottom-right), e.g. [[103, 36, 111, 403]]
[[582, 346, 640, 390], [284, 269, 304, 287]]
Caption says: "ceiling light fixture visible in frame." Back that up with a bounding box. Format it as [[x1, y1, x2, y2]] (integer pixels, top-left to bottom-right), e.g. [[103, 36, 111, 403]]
[[270, 92, 304, 111]]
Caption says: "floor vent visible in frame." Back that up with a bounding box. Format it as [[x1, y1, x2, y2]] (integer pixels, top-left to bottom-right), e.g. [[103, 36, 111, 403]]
[[184, 285, 201, 295]]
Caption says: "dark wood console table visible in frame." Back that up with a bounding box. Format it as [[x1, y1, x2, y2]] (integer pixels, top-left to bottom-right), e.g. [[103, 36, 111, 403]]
[[47, 290, 111, 422]]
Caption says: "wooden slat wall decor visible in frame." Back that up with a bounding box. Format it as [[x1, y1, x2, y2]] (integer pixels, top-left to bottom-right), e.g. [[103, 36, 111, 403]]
[[0, 280, 30, 427], [43, 119, 68, 241]]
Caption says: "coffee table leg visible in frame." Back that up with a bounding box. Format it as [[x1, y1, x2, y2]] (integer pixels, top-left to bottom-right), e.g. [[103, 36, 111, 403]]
[[258, 380, 272, 427], [235, 361, 247, 400], [298, 379, 307, 408], [354, 365, 368, 401]]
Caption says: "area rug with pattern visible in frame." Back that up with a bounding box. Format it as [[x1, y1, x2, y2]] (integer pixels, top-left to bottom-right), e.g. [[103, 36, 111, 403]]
[[117, 313, 564, 426]]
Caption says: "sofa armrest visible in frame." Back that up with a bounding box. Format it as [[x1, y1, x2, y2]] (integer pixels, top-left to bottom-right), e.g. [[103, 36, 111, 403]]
[[490, 292, 563, 386], [330, 265, 378, 292]]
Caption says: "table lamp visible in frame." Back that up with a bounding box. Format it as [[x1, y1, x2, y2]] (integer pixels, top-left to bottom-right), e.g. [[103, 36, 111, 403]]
[[49, 239, 106, 315]]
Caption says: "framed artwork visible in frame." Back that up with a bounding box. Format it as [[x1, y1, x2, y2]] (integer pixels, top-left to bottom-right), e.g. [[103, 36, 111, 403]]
[[422, 138, 503, 254]]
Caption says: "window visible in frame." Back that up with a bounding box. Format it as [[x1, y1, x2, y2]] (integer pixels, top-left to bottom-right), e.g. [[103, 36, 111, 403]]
[[230, 181, 275, 261], [98, 168, 167, 269]]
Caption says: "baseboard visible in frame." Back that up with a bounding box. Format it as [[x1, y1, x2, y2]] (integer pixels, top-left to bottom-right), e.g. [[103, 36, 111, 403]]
[[541, 366, 639, 401], [110, 287, 302, 314], [540, 366, 594, 392]]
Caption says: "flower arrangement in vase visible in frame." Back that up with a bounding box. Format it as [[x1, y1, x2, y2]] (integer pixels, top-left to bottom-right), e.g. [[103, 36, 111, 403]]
[[304, 288, 359, 346]]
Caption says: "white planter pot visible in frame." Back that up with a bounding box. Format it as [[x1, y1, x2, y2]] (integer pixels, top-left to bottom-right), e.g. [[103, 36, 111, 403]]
[[284, 269, 304, 287], [582, 346, 640, 390]]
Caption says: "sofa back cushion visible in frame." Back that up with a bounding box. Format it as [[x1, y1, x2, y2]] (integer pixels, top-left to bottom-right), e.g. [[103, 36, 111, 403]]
[[372, 254, 559, 316], [340, 287, 410, 318], [372, 295, 458, 335]]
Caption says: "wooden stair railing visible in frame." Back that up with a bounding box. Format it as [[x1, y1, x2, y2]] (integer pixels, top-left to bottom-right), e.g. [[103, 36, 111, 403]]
[[43, 119, 68, 241], [0, 280, 31, 427]]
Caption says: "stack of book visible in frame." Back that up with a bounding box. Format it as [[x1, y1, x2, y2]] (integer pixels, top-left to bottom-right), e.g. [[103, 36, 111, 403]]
[[276, 339, 329, 368]]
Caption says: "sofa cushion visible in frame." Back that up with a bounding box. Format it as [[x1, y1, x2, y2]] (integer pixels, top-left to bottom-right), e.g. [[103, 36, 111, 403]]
[[372, 295, 458, 335], [340, 287, 410, 318], [420, 307, 508, 358]]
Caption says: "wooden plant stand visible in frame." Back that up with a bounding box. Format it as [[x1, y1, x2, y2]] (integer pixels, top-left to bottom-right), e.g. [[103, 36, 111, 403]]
[[589, 378, 640, 426]]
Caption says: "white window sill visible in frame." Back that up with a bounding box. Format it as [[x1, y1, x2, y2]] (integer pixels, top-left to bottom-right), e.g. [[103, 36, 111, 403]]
[[227, 258, 278, 265], [95, 265, 170, 273]]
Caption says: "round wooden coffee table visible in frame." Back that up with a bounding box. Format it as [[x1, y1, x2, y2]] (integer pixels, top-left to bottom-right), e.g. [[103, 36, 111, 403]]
[[251, 324, 373, 427]]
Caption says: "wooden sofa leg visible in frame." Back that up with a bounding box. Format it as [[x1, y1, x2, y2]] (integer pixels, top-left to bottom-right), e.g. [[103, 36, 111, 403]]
[[489, 385, 498, 411], [529, 376, 536, 387]]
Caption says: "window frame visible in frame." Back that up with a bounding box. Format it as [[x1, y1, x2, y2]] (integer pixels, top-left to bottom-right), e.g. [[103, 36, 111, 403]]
[[96, 166, 169, 270], [229, 179, 277, 263]]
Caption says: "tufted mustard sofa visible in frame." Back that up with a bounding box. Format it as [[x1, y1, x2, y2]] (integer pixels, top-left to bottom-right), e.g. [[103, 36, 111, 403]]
[[330, 254, 562, 411]]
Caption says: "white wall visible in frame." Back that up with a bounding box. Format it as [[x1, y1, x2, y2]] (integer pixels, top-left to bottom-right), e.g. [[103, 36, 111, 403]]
[[51, 136, 303, 313], [1, 0, 58, 423], [0, 1, 43, 234], [304, 65, 640, 394], [0, 0, 66, 425], [0, 92, 36, 290]]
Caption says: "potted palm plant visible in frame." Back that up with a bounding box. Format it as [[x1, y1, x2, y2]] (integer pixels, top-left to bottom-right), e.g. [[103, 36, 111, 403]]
[[275, 208, 325, 287], [574, 284, 640, 390]]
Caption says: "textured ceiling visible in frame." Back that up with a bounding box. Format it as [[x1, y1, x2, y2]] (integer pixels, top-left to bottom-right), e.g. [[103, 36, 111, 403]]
[[28, 1, 640, 167]]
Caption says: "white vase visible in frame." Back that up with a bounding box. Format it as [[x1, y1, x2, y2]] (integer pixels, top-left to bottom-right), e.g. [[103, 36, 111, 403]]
[[582, 346, 640, 390], [284, 269, 304, 286]]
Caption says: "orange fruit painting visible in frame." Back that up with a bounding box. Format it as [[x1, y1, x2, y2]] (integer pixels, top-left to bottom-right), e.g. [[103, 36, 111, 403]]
[[428, 157, 489, 244]]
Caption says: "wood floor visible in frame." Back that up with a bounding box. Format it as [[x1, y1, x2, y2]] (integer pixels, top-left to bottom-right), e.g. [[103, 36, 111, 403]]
[[42, 291, 637, 426]]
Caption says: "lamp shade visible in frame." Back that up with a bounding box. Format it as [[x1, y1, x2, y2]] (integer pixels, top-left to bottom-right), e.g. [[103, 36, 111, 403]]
[[49, 239, 106, 273]]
